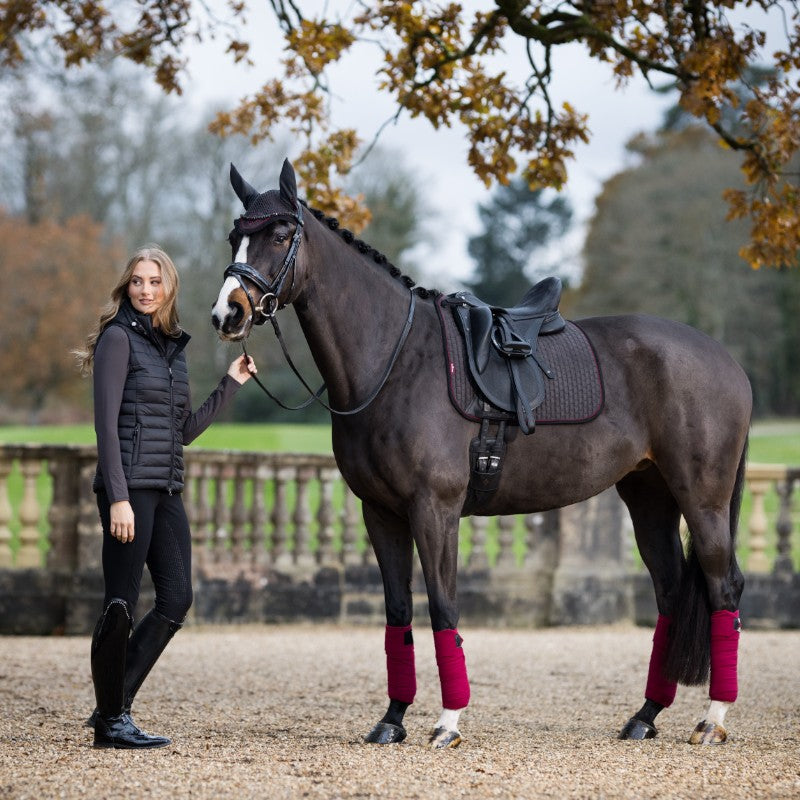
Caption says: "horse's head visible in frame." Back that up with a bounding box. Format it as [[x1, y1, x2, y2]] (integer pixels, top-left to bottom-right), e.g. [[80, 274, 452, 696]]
[[211, 159, 305, 340]]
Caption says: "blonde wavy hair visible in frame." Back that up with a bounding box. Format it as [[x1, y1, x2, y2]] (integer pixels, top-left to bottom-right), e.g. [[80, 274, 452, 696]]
[[74, 245, 182, 375]]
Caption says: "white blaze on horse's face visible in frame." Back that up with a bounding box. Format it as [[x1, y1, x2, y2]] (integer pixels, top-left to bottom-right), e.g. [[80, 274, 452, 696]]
[[233, 236, 249, 265], [211, 236, 251, 339]]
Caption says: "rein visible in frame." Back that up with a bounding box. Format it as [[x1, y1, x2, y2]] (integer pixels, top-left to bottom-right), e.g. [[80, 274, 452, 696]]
[[226, 214, 417, 415], [241, 289, 416, 416]]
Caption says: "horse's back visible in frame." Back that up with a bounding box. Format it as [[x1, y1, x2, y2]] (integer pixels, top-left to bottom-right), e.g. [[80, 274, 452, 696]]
[[577, 312, 752, 468], [577, 313, 751, 402]]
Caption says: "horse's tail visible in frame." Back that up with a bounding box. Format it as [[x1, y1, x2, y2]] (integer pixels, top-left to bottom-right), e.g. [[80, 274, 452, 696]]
[[664, 435, 748, 686]]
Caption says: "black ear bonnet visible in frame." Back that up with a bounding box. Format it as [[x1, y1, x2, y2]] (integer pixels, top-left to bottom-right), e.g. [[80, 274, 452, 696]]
[[231, 159, 302, 234]]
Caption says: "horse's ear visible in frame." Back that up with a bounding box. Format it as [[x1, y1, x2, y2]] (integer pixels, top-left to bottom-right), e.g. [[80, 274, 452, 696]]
[[230, 163, 259, 209], [279, 159, 298, 208]]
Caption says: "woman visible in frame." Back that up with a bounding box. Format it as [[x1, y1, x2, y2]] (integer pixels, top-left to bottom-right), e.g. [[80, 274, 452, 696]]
[[76, 245, 256, 749]]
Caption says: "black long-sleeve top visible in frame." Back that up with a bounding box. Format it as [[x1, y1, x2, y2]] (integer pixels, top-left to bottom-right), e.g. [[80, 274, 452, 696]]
[[94, 325, 241, 502]]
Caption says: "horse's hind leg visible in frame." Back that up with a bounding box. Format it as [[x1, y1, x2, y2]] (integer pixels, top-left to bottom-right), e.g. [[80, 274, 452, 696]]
[[361, 501, 417, 745], [615, 466, 684, 740], [680, 503, 744, 745], [662, 437, 747, 744]]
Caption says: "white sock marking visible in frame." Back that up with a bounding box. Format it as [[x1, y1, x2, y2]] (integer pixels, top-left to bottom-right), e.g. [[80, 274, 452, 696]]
[[704, 700, 731, 726], [435, 708, 463, 731]]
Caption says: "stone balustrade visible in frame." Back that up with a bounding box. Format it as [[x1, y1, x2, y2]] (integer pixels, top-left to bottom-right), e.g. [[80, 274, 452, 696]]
[[0, 445, 553, 573], [0, 443, 797, 633]]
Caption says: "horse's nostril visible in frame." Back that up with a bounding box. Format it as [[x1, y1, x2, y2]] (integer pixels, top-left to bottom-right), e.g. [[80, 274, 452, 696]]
[[211, 313, 220, 330], [230, 302, 244, 326]]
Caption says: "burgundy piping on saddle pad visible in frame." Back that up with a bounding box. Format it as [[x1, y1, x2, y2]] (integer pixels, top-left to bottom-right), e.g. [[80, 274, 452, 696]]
[[435, 295, 605, 426]]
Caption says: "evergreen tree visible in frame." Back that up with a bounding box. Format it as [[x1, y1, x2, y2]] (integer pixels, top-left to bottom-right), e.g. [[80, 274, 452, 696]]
[[465, 179, 572, 307]]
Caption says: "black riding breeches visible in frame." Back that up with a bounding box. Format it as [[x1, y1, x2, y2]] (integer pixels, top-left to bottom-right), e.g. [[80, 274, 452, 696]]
[[97, 489, 193, 621]]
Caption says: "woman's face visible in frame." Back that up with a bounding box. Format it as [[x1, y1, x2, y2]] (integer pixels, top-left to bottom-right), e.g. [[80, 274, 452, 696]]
[[128, 260, 164, 317]]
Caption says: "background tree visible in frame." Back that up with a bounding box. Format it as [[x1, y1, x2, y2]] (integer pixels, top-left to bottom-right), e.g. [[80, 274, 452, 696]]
[[346, 147, 434, 281], [6, 1, 795, 268], [574, 124, 800, 416], [465, 178, 572, 306], [0, 212, 122, 421], [0, 60, 435, 422]]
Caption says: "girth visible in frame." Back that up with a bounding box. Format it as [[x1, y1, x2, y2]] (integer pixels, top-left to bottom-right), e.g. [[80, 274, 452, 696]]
[[443, 277, 566, 434]]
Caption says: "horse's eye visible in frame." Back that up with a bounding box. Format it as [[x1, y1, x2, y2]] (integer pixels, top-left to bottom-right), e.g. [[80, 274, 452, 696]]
[[275, 233, 288, 245]]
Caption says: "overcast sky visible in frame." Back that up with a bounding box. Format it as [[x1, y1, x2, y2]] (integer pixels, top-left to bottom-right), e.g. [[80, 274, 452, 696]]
[[176, 3, 716, 287]]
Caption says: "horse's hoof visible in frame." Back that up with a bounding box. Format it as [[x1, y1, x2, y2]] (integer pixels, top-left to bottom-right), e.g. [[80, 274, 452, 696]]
[[428, 726, 462, 749], [618, 717, 657, 740], [689, 720, 727, 745], [364, 722, 407, 744]]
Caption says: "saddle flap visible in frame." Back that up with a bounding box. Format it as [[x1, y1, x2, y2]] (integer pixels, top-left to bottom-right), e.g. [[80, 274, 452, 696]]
[[468, 306, 494, 373]]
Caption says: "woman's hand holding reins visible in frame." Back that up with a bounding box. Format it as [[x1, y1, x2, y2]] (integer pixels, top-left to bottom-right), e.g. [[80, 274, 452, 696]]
[[109, 500, 135, 543], [228, 354, 257, 384]]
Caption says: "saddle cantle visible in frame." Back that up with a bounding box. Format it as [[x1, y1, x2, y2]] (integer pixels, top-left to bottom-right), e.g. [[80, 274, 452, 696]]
[[444, 277, 567, 434]]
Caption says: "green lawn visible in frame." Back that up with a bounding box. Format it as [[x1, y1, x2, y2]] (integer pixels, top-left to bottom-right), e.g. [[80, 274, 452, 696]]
[[746, 420, 800, 464], [1, 419, 797, 462], [0, 423, 334, 454]]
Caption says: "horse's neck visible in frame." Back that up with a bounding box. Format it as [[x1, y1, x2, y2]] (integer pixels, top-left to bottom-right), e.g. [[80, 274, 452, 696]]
[[295, 239, 412, 408]]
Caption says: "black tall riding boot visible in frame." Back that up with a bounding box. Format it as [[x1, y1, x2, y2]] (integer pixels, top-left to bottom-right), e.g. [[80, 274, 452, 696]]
[[123, 609, 182, 711], [87, 608, 182, 728], [90, 599, 170, 749]]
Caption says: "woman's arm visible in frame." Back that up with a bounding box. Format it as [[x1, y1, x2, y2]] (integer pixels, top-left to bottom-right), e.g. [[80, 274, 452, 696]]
[[93, 326, 130, 503], [182, 355, 256, 445]]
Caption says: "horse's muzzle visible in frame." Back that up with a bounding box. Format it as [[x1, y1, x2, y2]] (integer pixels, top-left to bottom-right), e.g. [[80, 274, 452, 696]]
[[211, 301, 250, 341]]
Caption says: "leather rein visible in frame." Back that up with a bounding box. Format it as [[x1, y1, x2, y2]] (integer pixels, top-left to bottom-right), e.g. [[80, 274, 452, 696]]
[[222, 208, 417, 416]]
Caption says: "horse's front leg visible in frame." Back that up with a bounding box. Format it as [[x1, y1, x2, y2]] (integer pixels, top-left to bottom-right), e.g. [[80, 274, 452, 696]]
[[411, 502, 470, 749], [361, 501, 417, 745]]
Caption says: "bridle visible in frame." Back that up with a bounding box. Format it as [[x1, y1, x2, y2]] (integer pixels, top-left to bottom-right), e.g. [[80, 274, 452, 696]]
[[221, 203, 417, 416], [223, 202, 305, 325]]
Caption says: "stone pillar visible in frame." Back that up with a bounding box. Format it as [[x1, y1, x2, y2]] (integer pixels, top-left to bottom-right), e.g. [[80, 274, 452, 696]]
[[317, 467, 340, 567], [213, 462, 234, 564], [341, 488, 363, 566], [774, 470, 798, 578], [46, 454, 81, 571], [466, 516, 489, 570], [271, 467, 294, 569], [77, 463, 102, 570], [293, 466, 315, 570], [16, 459, 43, 568], [0, 460, 13, 568], [250, 463, 272, 568], [747, 476, 772, 573], [549, 488, 633, 625]]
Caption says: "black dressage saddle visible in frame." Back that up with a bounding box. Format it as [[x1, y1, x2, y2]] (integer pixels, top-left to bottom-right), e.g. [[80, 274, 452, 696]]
[[443, 277, 566, 434]]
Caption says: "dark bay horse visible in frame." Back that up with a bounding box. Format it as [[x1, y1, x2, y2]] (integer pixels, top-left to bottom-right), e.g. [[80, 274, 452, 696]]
[[211, 160, 752, 748]]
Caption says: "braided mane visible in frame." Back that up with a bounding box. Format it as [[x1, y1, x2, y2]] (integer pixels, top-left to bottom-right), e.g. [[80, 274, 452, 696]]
[[304, 204, 435, 299]]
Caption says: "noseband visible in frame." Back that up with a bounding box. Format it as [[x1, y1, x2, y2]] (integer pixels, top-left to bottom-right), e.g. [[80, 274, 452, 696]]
[[223, 203, 304, 324]]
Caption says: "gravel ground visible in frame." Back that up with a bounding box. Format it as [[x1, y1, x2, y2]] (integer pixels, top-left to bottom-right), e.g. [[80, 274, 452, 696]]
[[1, 624, 798, 799]]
